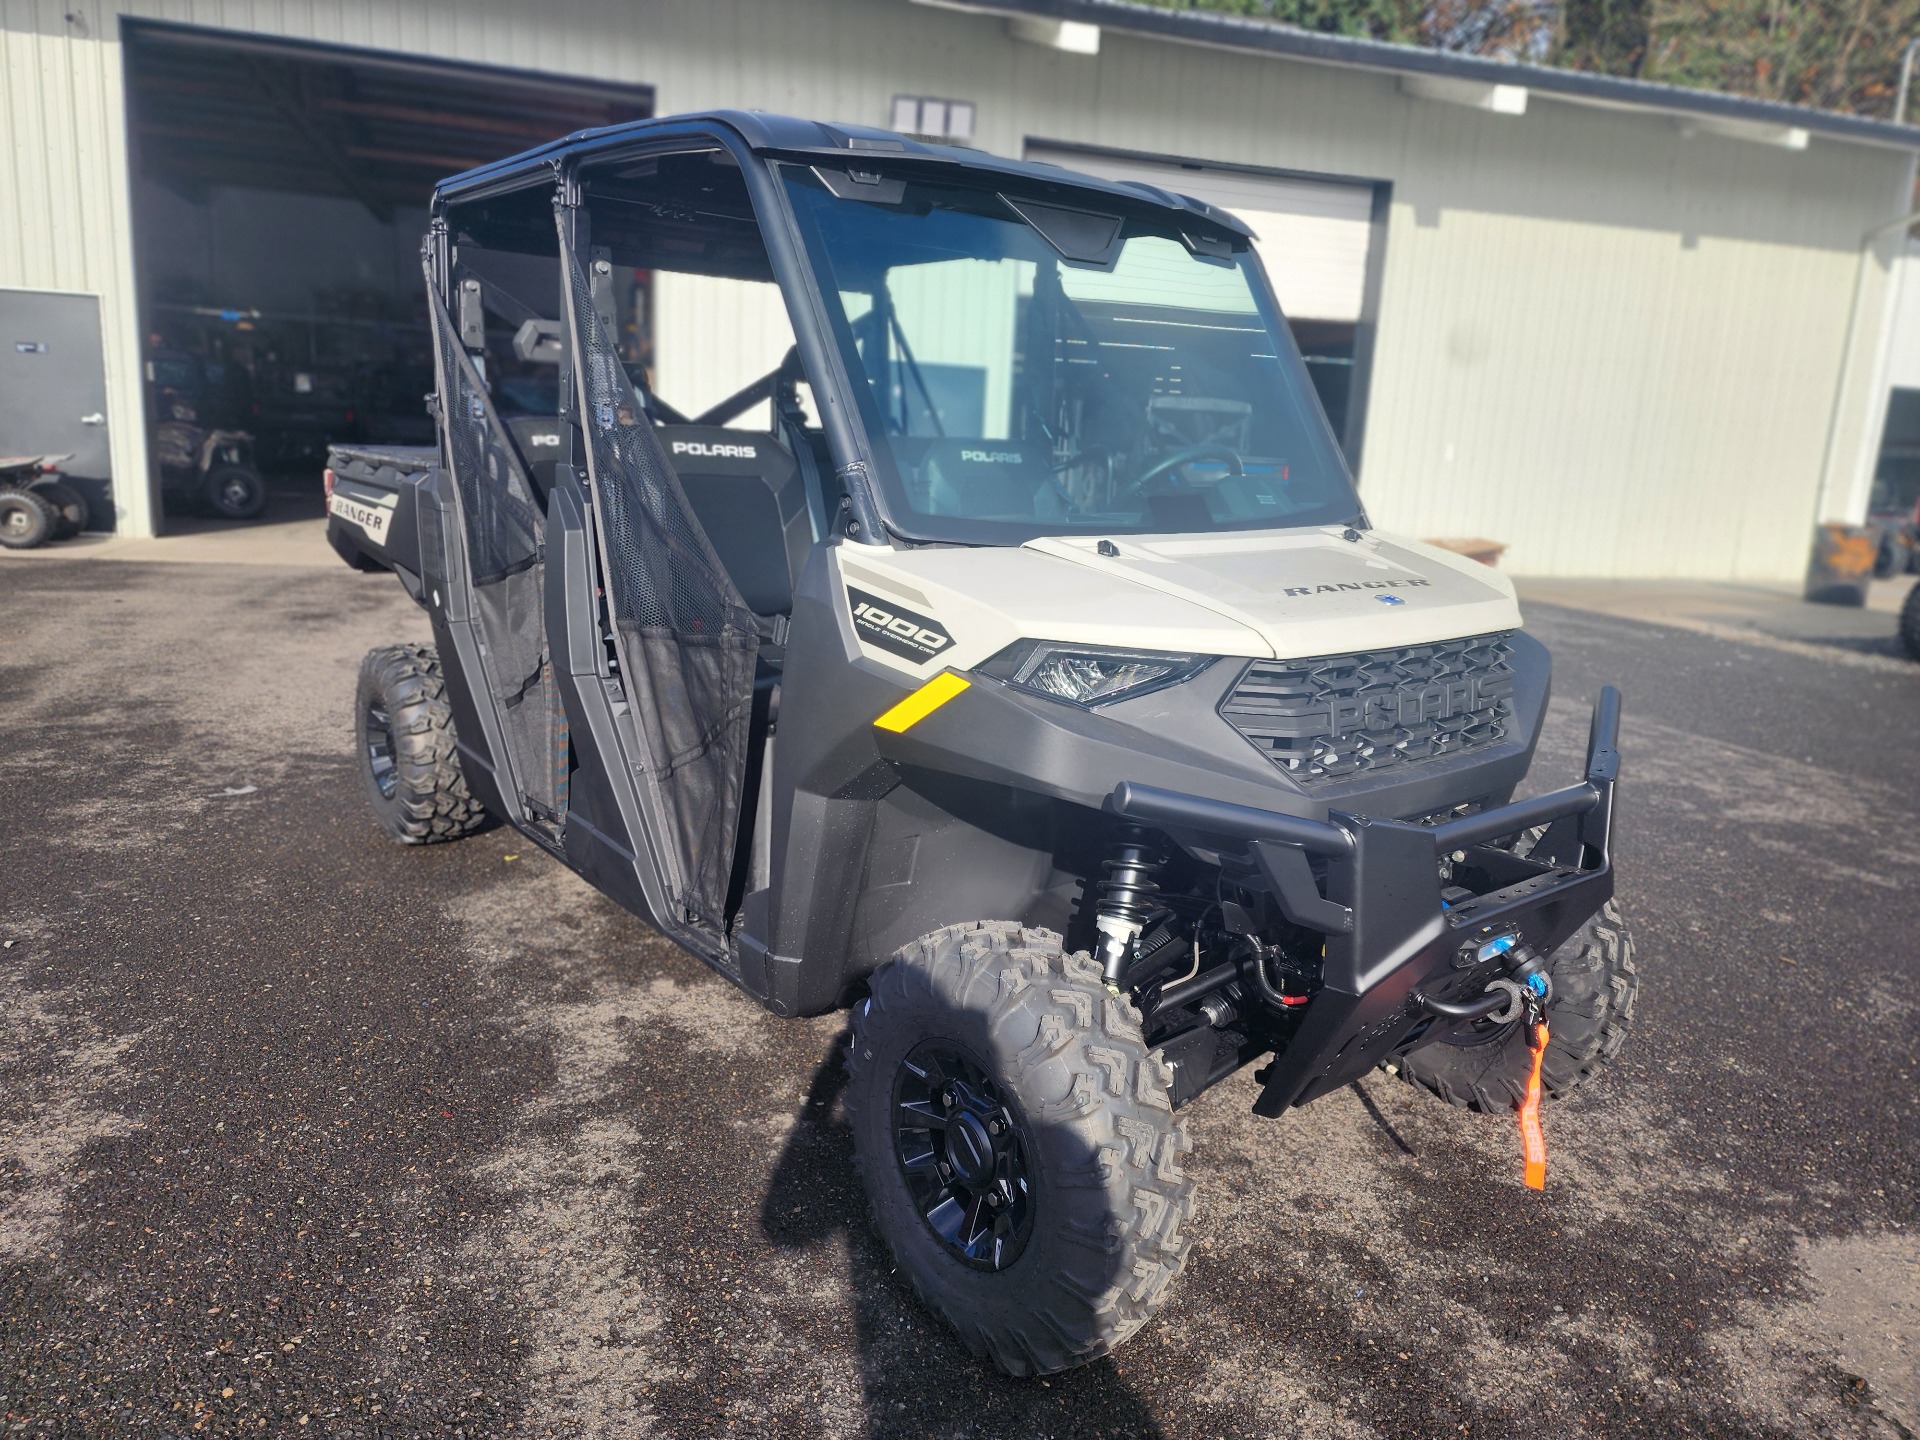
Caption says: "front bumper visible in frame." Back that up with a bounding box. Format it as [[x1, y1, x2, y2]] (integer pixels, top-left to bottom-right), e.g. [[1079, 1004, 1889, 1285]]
[[1111, 687, 1622, 1114]]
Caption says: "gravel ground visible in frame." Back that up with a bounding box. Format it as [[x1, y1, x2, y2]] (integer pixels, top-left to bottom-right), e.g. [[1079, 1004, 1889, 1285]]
[[1, 556, 1915, 1439]]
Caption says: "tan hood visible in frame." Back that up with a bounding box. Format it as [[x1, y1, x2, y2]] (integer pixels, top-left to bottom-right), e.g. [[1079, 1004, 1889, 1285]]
[[1024, 527, 1522, 658]]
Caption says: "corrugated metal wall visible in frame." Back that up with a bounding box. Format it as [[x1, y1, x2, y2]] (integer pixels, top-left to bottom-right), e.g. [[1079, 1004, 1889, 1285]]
[[2, 3, 145, 528], [2, 0, 1910, 574]]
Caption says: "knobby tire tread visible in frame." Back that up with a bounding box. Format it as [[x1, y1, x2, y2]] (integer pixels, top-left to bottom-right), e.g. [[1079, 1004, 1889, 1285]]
[[28, 480, 87, 540], [356, 644, 487, 845], [0, 486, 58, 550], [845, 921, 1195, 1377], [1398, 900, 1639, 1114]]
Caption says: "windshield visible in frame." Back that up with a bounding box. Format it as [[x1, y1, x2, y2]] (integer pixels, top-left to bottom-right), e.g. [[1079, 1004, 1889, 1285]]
[[781, 165, 1360, 544]]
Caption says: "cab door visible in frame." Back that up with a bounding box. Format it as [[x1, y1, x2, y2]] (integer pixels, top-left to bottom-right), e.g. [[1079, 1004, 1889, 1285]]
[[421, 193, 570, 834], [549, 150, 765, 946]]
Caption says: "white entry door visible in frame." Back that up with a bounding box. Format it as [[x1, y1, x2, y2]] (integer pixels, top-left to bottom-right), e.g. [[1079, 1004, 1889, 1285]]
[[0, 289, 114, 528]]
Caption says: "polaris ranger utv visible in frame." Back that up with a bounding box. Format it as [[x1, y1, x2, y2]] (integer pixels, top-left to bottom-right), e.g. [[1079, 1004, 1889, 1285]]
[[329, 112, 1637, 1376]]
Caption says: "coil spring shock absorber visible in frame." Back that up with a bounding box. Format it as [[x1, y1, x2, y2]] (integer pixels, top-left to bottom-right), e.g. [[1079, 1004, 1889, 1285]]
[[1095, 826, 1165, 985]]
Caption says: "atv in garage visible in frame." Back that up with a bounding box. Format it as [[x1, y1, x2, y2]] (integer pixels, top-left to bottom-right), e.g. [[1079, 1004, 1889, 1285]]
[[0, 453, 89, 550], [328, 113, 1638, 1375]]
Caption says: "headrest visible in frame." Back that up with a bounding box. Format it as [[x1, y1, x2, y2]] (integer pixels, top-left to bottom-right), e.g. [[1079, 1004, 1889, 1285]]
[[919, 438, 1046, 479], [919, 439, 1054, 519], [656, 425, 795, 484]]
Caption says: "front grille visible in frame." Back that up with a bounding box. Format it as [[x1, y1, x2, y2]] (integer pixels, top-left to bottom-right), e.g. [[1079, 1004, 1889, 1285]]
[[1220, 633, 1515, 786]]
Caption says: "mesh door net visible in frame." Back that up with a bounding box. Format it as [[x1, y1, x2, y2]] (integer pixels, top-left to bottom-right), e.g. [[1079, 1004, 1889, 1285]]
[[562, 242, 759, 932], [425, 260, 568, 820]]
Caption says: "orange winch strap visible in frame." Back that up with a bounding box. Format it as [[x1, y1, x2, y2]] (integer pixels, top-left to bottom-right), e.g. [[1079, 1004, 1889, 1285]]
[[1519, 1021, 1549, 1191]]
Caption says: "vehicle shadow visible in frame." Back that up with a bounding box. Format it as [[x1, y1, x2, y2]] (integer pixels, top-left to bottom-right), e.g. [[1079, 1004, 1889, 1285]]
[[760, 1033, 1170, 1440]]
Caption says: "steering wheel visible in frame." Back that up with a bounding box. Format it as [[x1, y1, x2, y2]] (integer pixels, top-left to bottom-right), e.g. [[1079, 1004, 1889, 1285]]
[[1119, 442, 1244, 499]]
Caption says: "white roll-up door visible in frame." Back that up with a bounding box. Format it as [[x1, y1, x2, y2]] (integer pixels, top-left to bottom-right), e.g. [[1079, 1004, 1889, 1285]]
[[1023, 146, 1375, 324], [1886, 241, 1920, 391]]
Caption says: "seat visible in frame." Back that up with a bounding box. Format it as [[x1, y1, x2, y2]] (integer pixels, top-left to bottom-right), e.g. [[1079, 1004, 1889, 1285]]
[[919, 438, 1063, 521], [654, 424, 811, 618], [503, 415, 575, 505]]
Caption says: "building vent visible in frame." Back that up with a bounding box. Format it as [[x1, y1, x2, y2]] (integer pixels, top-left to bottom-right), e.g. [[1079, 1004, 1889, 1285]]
[[890, 95, 976, 143]]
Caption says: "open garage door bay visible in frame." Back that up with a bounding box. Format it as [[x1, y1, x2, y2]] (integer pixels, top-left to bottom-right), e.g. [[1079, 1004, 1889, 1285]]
[[1025, 144, 1384, 469], [121, 21, 652, 533]]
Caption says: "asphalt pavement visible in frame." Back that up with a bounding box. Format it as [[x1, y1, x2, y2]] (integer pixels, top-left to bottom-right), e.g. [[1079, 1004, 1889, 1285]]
[[1, 552, 1916, 1439]]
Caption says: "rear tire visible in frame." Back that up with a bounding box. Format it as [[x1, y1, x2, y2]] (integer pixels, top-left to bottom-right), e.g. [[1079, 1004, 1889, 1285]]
[[0, 488, 56, 550], [203, 464, 268, 520], [846, 922, 1194, 1376], [1398, 900, 1639, 1112], [28, 479, 88, 540], [1901, 581, 1920, 661], [355, 644, 487, 844]]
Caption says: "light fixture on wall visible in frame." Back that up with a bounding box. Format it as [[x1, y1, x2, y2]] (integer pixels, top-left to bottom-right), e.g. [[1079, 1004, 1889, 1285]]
[[890, 95, 976, 143]]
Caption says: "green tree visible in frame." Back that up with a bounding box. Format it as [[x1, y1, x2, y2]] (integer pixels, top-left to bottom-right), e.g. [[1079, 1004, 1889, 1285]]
[[1148, 0, 1920, 117], [1559, 0, 1650, 74], [1140, 0, 1556, 59], [1638, 0, 1920, 118]]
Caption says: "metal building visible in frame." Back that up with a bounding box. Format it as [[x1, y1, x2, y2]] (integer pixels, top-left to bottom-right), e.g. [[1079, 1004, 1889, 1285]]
[[3, 0, 1917, 578]]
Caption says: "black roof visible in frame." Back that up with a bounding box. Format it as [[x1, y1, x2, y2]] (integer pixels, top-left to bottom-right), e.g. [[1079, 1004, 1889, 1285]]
[[434, 110, 1257, 234], [965, 0, 1920, 151]]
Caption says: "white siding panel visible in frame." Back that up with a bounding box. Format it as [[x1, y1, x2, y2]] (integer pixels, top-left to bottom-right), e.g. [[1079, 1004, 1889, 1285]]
[[651, 271, 797, 429], [2, 2, 146, 531], [1, 0, 1908, 570]]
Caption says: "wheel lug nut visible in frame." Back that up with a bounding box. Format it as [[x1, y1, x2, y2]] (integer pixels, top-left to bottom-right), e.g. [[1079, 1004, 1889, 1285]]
[[987, 1119, 1003, 1135]]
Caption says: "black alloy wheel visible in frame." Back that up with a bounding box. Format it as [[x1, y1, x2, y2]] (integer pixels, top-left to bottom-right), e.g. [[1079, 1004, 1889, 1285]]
[[893, 1040, 1035, 1271], [846, 922, 1195, 1376], [363, 698, 399, 800]]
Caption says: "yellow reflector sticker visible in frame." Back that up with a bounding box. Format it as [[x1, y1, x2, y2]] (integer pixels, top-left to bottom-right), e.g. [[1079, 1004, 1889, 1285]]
[[873, 672, 971, 733]]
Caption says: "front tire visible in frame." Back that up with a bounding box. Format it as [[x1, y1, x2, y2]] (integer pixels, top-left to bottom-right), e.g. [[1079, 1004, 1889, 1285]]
[[846, 922, 1194, 1377], [0, 488, 56, 550], [355, 644, 487, 844], [1900, 581, 1920, 661], [1398, 900, 1639, 1112]]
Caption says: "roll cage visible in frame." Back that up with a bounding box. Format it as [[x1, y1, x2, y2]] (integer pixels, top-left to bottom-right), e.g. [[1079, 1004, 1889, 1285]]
[[428, 110, 1289, 554]]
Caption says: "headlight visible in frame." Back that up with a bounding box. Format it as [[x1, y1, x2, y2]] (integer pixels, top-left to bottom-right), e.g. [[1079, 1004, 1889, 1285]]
[[977, 640, 1211, 707]]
